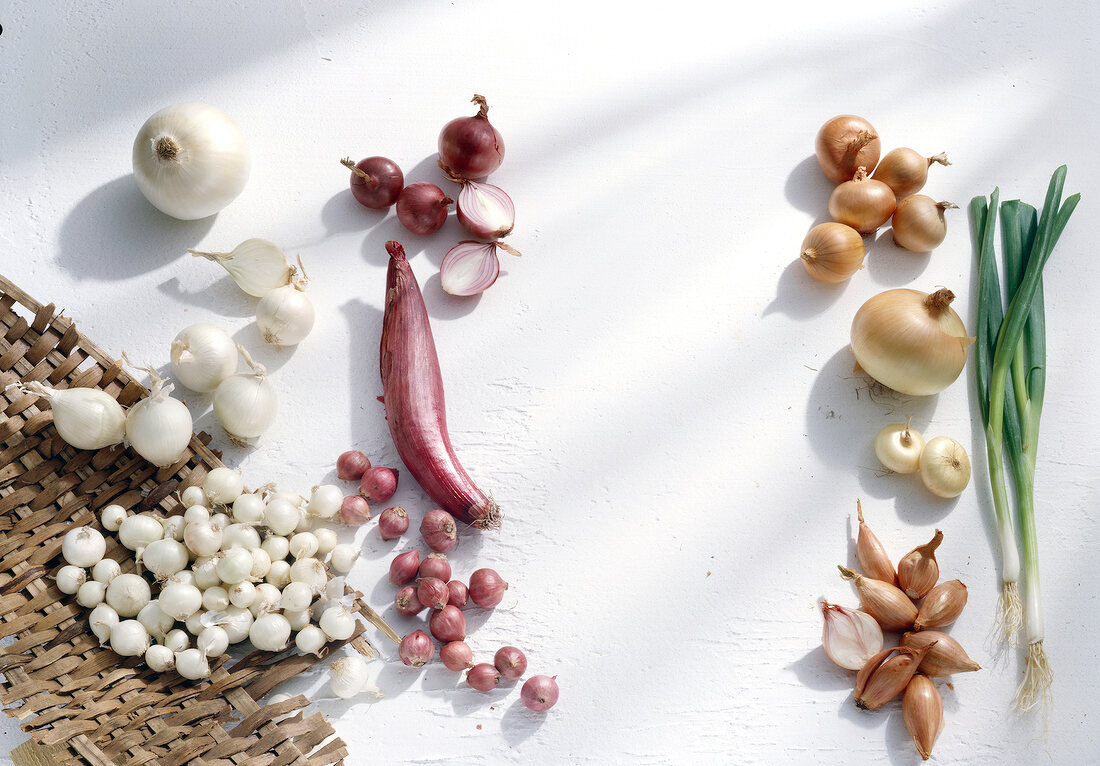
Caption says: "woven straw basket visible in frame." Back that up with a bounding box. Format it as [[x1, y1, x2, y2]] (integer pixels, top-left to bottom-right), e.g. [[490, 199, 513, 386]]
[[0, 274, 395, 765]]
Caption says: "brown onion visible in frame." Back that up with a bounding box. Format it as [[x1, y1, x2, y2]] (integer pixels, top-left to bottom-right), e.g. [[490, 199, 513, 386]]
[[799, 222, 865, 284], [892, 195, 958, 252], [873, 148, 949, 198], [815, 115, 881, 183], [828, 167, 896, 235]]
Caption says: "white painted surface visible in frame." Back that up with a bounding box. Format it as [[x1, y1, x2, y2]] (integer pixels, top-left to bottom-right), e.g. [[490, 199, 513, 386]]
[[1, 0, 1098, 763]]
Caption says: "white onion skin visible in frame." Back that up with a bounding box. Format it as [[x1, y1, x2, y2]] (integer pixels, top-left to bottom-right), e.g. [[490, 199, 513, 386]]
[[851, 288, 972, 396]]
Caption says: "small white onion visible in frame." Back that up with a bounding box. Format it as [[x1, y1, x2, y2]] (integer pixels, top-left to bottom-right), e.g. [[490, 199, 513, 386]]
[[261, 535, 290, 562], [105, 573, 152, 617], [249, 613, 292, 652], [137, 601, 175, 638], [180, 485, 207, 508], [163, 628, 191, 653], [289, 558, 328, 595], [14, 382, 126, 450], [214, 606, 254, 644], [184, 504, 211, 524], [294, 624, 328, 658], [314, 528, 338, 558], [265, 692, 297, 723], [250, 583, 283, 617], [874, 422, 926, 475], [191, 556, 222, 590], [189, 239, 291, 297], [145, 644, 176, 672], [232, 493, 266, 524], [229, 581, 258, 609], [186, 610, 211, 636], [170, 323, 239, 393], [160, 580, 203, 620], [161, 515, 186, 542], [76, 580, 107, 608], [249, 547, 272, 579], [198, 625, 229, 657], [184, 519, 223, 557], [318, 605, 356, 641], [256, 280, 315, 347], [62, 526, 106, 568], [174, 647, 211, 680], [222, 523, 261, 551], [328, 544, 359, 575], [289, 532, 319, 560], [91, 558, 120, 584], [172, 569, 197, 588], [328, 655, 373, 699], [124, 372, 193, 467], [263, 498, 301, 537], [216, 548, 253, 584], [56, 565, 87, 595], [119, 514, 163, 552], [203, 467, 245, 505], [265, 560, 291, 589], [202, 586, 231, 612], [101, 504, 127, 532], [141, 538, 189, 578], [919, 436, 972, 498], [213, 352, 277, 443], [306, 485, 343, 521], [284, 608, 311, 631], [88, 604, 119, 644], [211, 512, 231, 530], [110, 620, 150, 657], [279, 581, 313, 613]]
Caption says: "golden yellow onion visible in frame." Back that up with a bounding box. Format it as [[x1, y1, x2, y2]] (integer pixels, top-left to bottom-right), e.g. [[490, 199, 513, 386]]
[[799, 222, 865, 283], [828, 167, 896, 235], [815, 115, 881, 184], [873, 148, 950, 198], [892, 195, 958, 252], [850, 288, 973, 396]]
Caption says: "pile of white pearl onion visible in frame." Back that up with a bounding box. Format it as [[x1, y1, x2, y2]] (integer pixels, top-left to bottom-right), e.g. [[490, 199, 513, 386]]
[[55, 467, 364, 681]]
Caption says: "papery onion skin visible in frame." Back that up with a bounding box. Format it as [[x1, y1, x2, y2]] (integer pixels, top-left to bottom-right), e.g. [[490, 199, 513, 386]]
[[829, 167, 896, 235], [850, 288, 973, 396], [815, 115, 881, 184], [873, 149, 949, 198], [799, 222, 865, 283], [380, 241, 501, 529], [892, 196, 957, 252]]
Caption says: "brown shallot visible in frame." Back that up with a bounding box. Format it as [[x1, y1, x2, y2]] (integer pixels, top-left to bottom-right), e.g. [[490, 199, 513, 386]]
[[901, 630, 981, 676], [799, 222, 865, 284], [854, 643, 935, 710], [913, 579, 968, 630], [903, 674, 944, 760], [855, 500, 897, 587], [898, 529, 943, 599], [838, 565, 916, 632]]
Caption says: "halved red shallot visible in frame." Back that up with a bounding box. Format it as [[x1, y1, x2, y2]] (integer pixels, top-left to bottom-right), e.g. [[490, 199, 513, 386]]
[[380, 241, 501, 529], [440, 240, 521, 297], [444, 170, 515, 239]]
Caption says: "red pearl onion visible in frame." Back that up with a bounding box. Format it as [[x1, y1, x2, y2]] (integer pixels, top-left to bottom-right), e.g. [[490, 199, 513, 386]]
[[520, 675, 559, 711], [416, 577, 450, 610], [340, 494, 371, 525], [439, 240, 521, 297], [359, 466, 398, 503], [418, 552, 451, 582], [396, 183, 452, 236], [420, 509, 458, 552], [446, 580, 469, 609], [398, 630, 434, 667], [429, 604, 466, 642], [342, 156, 404, 210], [378, 506, 409, 541], [394, 584, 424, 616], [335, 449, 371, 480], [469, 568, 508, 608], [452, 179, 514, 239], [438, 94, 505, 180], [493, 646, 527, 681], [440, 640, 474, 671], [388, 550, 420, 586], [466, 662, 501, 692]]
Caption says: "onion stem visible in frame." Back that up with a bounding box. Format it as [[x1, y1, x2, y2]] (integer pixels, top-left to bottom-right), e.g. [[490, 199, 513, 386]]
[[970, 166, 1079, 714]]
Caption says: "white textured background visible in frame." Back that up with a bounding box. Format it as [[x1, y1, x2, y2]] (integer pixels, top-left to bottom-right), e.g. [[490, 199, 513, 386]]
[[2, 0, 1098, 763]]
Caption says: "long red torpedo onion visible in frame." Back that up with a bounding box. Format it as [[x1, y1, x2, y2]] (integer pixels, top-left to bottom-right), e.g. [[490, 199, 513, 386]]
[[380, 240, 502, 529]]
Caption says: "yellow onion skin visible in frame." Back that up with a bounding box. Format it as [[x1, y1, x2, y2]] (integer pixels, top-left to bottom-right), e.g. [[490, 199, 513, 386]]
[[892, 196, 957, 252], [850, 288, 973, 396], [873, 149, 950, 198], [815, 115, 881, 184], [799, 222, 865, 283], [828, 168, 896, 235]]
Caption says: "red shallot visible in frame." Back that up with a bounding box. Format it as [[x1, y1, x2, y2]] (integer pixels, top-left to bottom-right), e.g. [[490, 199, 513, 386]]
[[447, 580, 469, 609], [494, 646, 527, 680], [520, 675, 559, 711], [440, 640, 474, 671], [438, 95, 505, 180], [379, 240, 501, 529], [378, 506, 409, 540], [336, 449, 371, 480], [466, 662, 501, 692], [359, 466, 398, 503], [418, 552, 452, 582], [340, 494, 371, 525], [398, 630, 434, 667], [444, 171, 515, 239], [439, 240, 521, 297], [429, 604, 466, 642], [420, 509, 458, 552], [416, 577, 450, 610], [396, 183, 452, 236], [388, 550, 420, 585], [341, 156, 404, 210], [394, 585, 424, 616], [468, 568, 508, 608]]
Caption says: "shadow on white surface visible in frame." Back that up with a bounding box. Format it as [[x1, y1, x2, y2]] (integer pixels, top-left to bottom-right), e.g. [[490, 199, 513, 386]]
[[157, 274, 257, 318], [865, 229, 933, 286], [764, 259, 853, 320], [784, 155, 835, 216], [788, 645, 859, 693]]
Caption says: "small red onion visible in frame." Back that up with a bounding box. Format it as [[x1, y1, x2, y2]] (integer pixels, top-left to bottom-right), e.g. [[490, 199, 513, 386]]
[[418, 552, 451, 582], [439, 240, 520, 297], [440, 640, 474, 671], [469, 568, 509, 608], [340, 494, 371, 525], [466, 662, 501, 692], [420, 509, 458, 553], [416, 577, 450, 610], [438, 95, 505, 180], [394, 585, 424, 617], [378, 506, 409, 541], [520, 675, 559, 711], [453, 179, 515, 240], [388, 550, 420, 586], [342, 156, 404, 210], [493, 646, 527, 681], [398, 630, 434, 668], [396, 183, 452, 236], [429, 604, 466, 642], [335, 449, 371, 480], [446, 580, 469, 609], [359, 466, 398, 503]]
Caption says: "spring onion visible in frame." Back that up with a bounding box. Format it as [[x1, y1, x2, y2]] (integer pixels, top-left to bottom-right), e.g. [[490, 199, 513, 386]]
[[970, 165, 1079, 713]]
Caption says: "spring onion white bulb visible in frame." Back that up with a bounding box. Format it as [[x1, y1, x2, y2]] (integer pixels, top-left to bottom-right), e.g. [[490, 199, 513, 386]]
[[279, 581, 313, 613], [56, 565, 87, 595], [313, 528, 337, 558], [160, 579, 203, 620], [101, 504, 127, 532], [189, 239, 292, 297], [175, 648, 211, 680], [874, 421, 925, 475], [123, 363, 193, 467], [198, 625, 229, 657], [306, 485, 343, 521], [289, 532, 318, 560], [180, 485, 207, 508], [289, 558, 328, 595], [137, 601, 175, 638], [213, 347, 277, 444], [249, 583, 282, 617], [328, 655, 375, 699], [88, 604, 119, 644], [170, 323, 238, 393], [202, 586, 231, 612], [318, 605, 356, 641], [10, 382, 125, 450], [329, 544, 360, 575], [294, 624, 327, 658], [62, 526, 106, 568], [256, 265, 315, 346], [265, 560, 292, 589], [91, 559, 120, 584], [249, 547, 272, 580], [250, 613, 292, 652], [222, 523, 261, 551], [141, 538, 189, 578], [261, 535, 290, 562], [110, 620, 150, 657], [163, 628, 190, 653], [203, 467, 245, 505], [118, 514, 163, 552], [184, 519, 223, 557], [919, 436, 972, 498], [263, 498, 301, 537], [145, 644, 175, 673], [232, 493, 266, 524], [284, 608, 311, 631], [161, 515, 185, 542], [105, 573, 151, 617], [851, 288, 973, 396]]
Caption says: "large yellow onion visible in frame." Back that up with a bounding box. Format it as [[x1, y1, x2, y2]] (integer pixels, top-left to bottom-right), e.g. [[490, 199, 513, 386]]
[[850, 288, 973, 396]]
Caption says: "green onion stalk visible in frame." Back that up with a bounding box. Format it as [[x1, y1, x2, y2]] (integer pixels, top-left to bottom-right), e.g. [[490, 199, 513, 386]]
[[970, 166, 1079, 714]]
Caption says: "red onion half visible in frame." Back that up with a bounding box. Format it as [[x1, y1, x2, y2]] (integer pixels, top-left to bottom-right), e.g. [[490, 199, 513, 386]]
[[438, 95, 505, 180], [439, 240, 521, 297], [453, 179, 515, 240]]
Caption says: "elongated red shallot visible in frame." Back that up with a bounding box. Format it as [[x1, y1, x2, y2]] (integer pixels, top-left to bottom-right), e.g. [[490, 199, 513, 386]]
[[379, 240, 502, 529]]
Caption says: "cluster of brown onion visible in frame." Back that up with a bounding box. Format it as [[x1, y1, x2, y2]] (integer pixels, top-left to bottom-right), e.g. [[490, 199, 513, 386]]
[[821, 501, 980, 761], [799, 115, 955, 283]]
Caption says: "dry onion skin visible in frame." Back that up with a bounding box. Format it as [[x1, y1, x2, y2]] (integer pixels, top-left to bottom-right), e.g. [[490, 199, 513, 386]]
[[799, 222, 865, 283], [828, 168, 896, 235], [815, 115, 881, 184], [873, 148, 950, 198], [850, 288, 973, 396], [892, 195, 958, 252]]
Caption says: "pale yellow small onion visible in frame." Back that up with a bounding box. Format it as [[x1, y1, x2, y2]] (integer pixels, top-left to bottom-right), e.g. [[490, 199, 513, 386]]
[[850, 288, 973, 396], [919, 436, 971, 498], [828, 167, 896, 235], [873, 149, 950, 198], [815, 115, 881, 183], [799, 222, 865, 283], [892, 196, 958, 252], [874, 420, 925, 474]]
